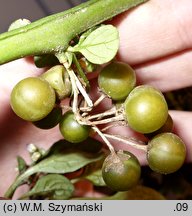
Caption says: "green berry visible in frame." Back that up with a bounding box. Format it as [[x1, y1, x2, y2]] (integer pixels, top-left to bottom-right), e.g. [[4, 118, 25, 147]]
[[124, 85, 168, 133], [11, 77, 56, 121], [102, 151, 141, 191], [98, 61, 136, 101], [41, 65, 72, 100], [59, 111, 90, 143], [147, 133, 186, 174], [145, 114, 174, 139]]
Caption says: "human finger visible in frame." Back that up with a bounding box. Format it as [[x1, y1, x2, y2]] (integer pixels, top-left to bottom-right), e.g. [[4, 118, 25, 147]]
[[114, 0, 192, 65], [170, 110, 192, 162], [134, 49, 192, 92]]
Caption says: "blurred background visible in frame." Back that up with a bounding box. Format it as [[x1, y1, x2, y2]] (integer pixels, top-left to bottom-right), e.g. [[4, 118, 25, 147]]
[[0, 0, 87, 33]]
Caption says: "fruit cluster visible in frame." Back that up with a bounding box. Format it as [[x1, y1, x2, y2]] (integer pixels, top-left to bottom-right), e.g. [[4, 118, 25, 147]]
[[10, 59, 186, 192]]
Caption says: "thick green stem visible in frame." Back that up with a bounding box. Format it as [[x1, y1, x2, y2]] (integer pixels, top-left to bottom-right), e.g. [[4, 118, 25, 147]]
[[0, 0, 148, 65]]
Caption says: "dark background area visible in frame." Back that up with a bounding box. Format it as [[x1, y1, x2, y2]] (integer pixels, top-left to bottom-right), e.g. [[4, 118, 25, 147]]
[[0, 0, 87, 33]]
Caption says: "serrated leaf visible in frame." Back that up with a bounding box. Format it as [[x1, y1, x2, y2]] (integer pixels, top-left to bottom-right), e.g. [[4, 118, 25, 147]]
[[20, 174, 74, 200], [33, 150, 104, 174], [71, 25, 119, 64]]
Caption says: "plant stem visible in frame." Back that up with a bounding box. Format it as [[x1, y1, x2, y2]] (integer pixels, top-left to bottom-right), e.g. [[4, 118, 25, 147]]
[[68, 70, 79, 113], [0, 0, 148, 64], [87, 107, 116, 120], [101, 121, 127, 132], [4, 167, 36, 199], [72, 54, 90, 89], [93, 93, 107, 107], [73, 73, 93, 108], [93, 126, 115, 154], [103, 133, 147, 151], [56, 52, 93, 111], [61, 62, 79, 113], [79, 93, 107, 113], [89, 114, 124, 125]]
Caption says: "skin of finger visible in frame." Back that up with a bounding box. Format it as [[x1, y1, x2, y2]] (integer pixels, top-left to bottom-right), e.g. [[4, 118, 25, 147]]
[[134, 49, 192, 92], [0, 114, 63, 196], [170, 110, 192, 162], [113, 0, 192, 65]]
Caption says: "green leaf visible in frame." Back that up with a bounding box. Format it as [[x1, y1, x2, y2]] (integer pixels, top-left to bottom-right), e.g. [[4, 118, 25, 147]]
[[30, 138, 103, 166], [33, 149, 104, 174], [4, 140, 104, 199], [77, 137, 103, 153], [80, 158, 106, 186], [78, 26, 98, 45], [20, 174, 74, 200], [17, 156, 27, 174], [85, 169, 106, 187], [70, 25, 119, 64], [37, 140, 76, 160]]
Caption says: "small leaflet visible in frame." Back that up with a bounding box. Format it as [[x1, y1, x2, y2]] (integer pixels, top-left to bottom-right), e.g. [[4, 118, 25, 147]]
[[70, 25, 119, 64]]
